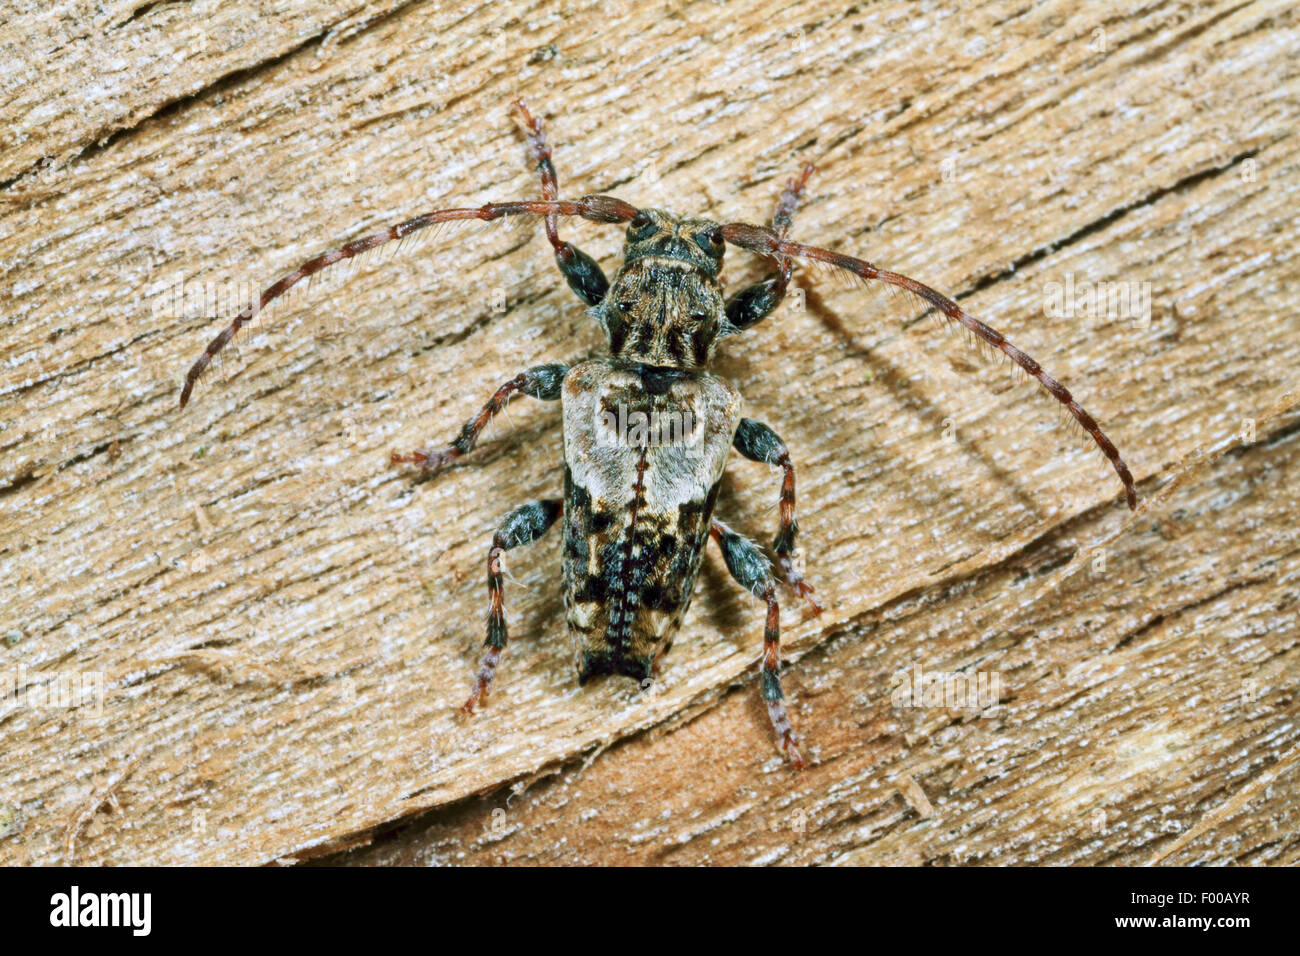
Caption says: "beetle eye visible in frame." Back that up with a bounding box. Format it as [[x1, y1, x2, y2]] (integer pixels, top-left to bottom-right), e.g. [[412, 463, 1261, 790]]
[[694, 228, 724, 256], [617, 300, 636, 313], [627, 212, 655, 241]]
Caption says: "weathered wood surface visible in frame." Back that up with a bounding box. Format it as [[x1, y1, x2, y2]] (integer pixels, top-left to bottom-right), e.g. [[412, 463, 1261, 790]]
[[1, 0, 1296, 866]]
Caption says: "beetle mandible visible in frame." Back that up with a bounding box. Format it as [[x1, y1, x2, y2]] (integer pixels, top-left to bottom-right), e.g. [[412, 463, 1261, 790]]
[[181, 101, 1137, 768]]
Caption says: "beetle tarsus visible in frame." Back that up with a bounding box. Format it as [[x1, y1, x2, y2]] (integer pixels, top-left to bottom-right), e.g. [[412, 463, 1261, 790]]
[[462, 645, 501, 714], [780, 558, 823, 616], [390, 445, 459, 473]]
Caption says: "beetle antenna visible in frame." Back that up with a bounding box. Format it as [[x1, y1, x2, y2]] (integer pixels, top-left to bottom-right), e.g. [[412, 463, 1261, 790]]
[[179, 196, 640, 410], [720, 222, 1138, 510]]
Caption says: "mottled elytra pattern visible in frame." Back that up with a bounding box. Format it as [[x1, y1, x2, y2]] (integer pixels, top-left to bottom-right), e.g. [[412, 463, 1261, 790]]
[[561, 358, 740, 686], [181, 100, 1138, 768]]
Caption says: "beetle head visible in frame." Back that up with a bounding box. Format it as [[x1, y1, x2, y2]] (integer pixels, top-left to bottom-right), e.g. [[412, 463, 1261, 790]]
[[620, 209, 725, 275], [597, 210, 727, 370]]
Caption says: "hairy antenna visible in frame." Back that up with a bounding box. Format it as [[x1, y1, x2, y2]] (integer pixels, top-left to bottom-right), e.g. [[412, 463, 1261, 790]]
[[720, 222, 1138, 510], [178, 195, 639, 409]]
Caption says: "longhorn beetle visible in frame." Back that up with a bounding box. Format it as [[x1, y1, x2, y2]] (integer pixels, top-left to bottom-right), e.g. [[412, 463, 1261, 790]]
[[181, 101, 1138, 768]]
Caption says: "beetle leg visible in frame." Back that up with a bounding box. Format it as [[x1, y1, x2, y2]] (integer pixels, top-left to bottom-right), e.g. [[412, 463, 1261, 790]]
[[722, 162, 815, 333], [732, 418, 821, 613], [710, 519, 807, 769], [513, 99, 610, 306], [391, 363, 567, 474], [463, 498, 564, 713]]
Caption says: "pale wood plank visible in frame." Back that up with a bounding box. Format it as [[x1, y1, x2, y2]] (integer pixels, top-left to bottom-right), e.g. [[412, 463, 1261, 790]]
[[1, 0, 1296, 865]]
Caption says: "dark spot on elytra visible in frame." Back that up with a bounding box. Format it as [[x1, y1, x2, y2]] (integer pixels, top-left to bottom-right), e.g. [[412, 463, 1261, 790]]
[[641, 582, 672, 612], [676, 480, 721, 543], [578, 650, 653, 683], [574, 572, 609, 605]]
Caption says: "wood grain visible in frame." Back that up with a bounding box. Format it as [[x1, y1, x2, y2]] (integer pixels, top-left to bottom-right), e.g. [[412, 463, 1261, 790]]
[[1, 0, 1296, 866]]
